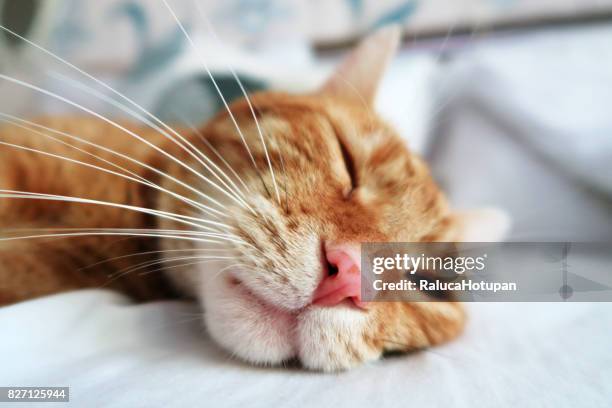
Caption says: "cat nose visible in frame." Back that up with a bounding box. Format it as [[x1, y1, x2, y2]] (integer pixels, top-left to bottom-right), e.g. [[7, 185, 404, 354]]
[[312, 243, 368, 309]]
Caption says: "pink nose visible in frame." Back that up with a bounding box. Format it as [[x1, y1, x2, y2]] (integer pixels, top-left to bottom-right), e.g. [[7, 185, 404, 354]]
[[312, 243, 367, 309]]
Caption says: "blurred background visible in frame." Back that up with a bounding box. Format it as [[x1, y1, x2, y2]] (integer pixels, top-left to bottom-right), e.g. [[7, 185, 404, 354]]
[[1, 0, 612, 241]]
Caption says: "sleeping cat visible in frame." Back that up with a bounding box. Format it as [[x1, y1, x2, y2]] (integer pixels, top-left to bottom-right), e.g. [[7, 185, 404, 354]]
[[0, 27, 509, 371]]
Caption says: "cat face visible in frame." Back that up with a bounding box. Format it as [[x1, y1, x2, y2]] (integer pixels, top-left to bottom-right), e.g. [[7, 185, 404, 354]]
[[160, 27, 509, 371]]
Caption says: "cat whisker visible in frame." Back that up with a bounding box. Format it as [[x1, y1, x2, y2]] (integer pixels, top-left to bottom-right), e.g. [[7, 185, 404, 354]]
[[169, 109, 252, 198], [103, 257, 231, 288], [275, 136, 291, 214], [426, 16, 486, 126], [436, 21, 458, 62], [138, 258, 229, 277], [0, 231, 243, 250], [0, 231, 227, 245], [0, 229, 243, 249], [0, 74, 254, 216], [80, 247, 231, 273], [161, 0, 274, 205], [47, 71, 252, 210], [1, 114, 147, 185], [111, 255, 233, 278], [328, 74, 380, 145], [0, 23, 254, 213], [0, 138, 227, 224], [0, 113, 230, 223], [193, 0, 282, 206], [0, 190, 237, 235], [211, 262, 253, 282], [0, 226, 244, 242], [1, 227, 240, 241]]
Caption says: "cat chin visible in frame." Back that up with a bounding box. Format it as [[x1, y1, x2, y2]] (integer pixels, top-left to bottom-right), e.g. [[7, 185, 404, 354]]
[[201, 273, 297, 365], [200, 275, 380, 371], [199, 272, 379, 371]]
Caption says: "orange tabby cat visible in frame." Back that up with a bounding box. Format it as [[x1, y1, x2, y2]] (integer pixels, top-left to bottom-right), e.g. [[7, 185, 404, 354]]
[[0, 28, 508, 371]]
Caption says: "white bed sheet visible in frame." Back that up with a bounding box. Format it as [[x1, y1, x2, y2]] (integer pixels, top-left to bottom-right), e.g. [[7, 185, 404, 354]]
[[1, 290, 610, 408]]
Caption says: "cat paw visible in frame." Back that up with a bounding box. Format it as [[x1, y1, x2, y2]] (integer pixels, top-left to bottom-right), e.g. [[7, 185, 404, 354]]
[[296, 302, 466, 371], [296, 304, 381, 372]]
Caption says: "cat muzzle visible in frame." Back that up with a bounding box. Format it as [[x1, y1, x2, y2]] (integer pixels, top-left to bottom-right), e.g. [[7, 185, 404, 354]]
[[312, 243, 368, 309]]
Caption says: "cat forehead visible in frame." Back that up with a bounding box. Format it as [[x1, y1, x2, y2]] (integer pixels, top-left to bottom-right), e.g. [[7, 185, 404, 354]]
[[246, 93, 389, 140], [213, 91, 407, 168]]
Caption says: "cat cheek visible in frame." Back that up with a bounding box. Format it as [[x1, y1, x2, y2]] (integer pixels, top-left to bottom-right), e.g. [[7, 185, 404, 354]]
[[201, 274, 297, 365]]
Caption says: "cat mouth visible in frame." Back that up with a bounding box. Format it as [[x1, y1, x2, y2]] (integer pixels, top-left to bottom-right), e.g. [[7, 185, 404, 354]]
[[226, 274, 300, 317], [226, 273, 365, 315]]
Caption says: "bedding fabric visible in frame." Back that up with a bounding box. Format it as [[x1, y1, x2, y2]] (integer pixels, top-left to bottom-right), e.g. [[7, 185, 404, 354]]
[[1, 290, 610, 407]]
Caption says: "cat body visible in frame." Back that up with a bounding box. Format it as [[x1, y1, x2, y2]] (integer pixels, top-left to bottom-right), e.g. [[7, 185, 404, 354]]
[[0, 28, 508, 371], [0, 117, 176, 302]]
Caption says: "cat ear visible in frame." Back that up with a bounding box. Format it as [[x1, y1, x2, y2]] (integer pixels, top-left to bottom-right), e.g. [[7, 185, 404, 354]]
[[319, 25, 401, 104], [454, 208, 512, 242]]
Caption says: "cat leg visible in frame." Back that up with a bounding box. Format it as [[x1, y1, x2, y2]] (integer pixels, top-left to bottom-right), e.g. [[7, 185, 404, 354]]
[[0, 241, 89, 305], [296, 305, 383, 372], [0, 237, 174, 305], [375, 302, 466, 353], [296, 302, 465, 372]]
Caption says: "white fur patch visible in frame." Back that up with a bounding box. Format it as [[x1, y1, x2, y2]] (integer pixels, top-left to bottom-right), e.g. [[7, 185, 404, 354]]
[[296, 304, 380, 372]]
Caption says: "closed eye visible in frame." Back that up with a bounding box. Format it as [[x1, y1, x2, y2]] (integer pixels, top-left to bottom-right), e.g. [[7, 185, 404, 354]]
[[337, 136, 357, 195]]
